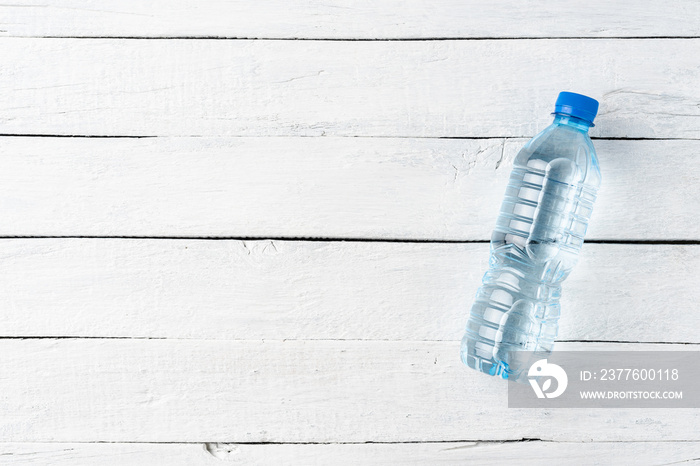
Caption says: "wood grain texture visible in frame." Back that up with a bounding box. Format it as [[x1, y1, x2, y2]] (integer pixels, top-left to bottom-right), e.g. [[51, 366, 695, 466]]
[[0, 339, 697, 442], [1, 39, 699, 138], [2, 3, 698, 456], [2, 441, 700, 466], [1, 1, 699, 39], [1, 137, 698, 240], [1, 239, 697, 343]]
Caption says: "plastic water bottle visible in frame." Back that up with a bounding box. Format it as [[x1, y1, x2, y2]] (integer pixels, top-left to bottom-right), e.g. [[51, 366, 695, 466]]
[[460, 92, 601, 380]]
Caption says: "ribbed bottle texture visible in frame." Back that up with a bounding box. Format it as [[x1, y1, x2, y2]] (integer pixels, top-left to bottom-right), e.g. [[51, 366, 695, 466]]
[[460, 94, 601, 381]]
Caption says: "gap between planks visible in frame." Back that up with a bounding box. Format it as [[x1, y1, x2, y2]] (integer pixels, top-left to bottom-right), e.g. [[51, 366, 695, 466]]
[[1, 134, 699, 141], [0, 237, 697, 245], [13, 36, 700, 41], [6, 438, 695, 444], [2, 440, 699, 466], [0, 337, 697, 346]]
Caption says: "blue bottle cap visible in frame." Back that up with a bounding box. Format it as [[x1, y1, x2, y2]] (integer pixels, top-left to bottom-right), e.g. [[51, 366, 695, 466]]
[[554, 91, 599, 124]]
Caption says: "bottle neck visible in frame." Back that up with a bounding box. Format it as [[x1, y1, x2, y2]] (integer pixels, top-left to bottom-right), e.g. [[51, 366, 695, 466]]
[[552, 113, 593, 132]]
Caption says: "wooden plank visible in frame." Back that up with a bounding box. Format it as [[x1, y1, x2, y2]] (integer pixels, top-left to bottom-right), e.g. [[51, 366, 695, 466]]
[[1, 39, 699, 138], [0, 340, 696, 442], [1, 441, 700, 466], [1, 1, 699, 39], [0, 137, 697, 240], [0, 239, 697, 343]]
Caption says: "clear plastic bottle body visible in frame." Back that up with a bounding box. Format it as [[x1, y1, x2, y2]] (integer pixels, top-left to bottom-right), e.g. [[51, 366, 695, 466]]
[[460, 114, 601, 380]]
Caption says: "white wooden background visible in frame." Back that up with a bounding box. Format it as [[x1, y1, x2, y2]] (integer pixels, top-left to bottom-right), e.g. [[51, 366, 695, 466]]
[[1, 2, 699, 465]]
